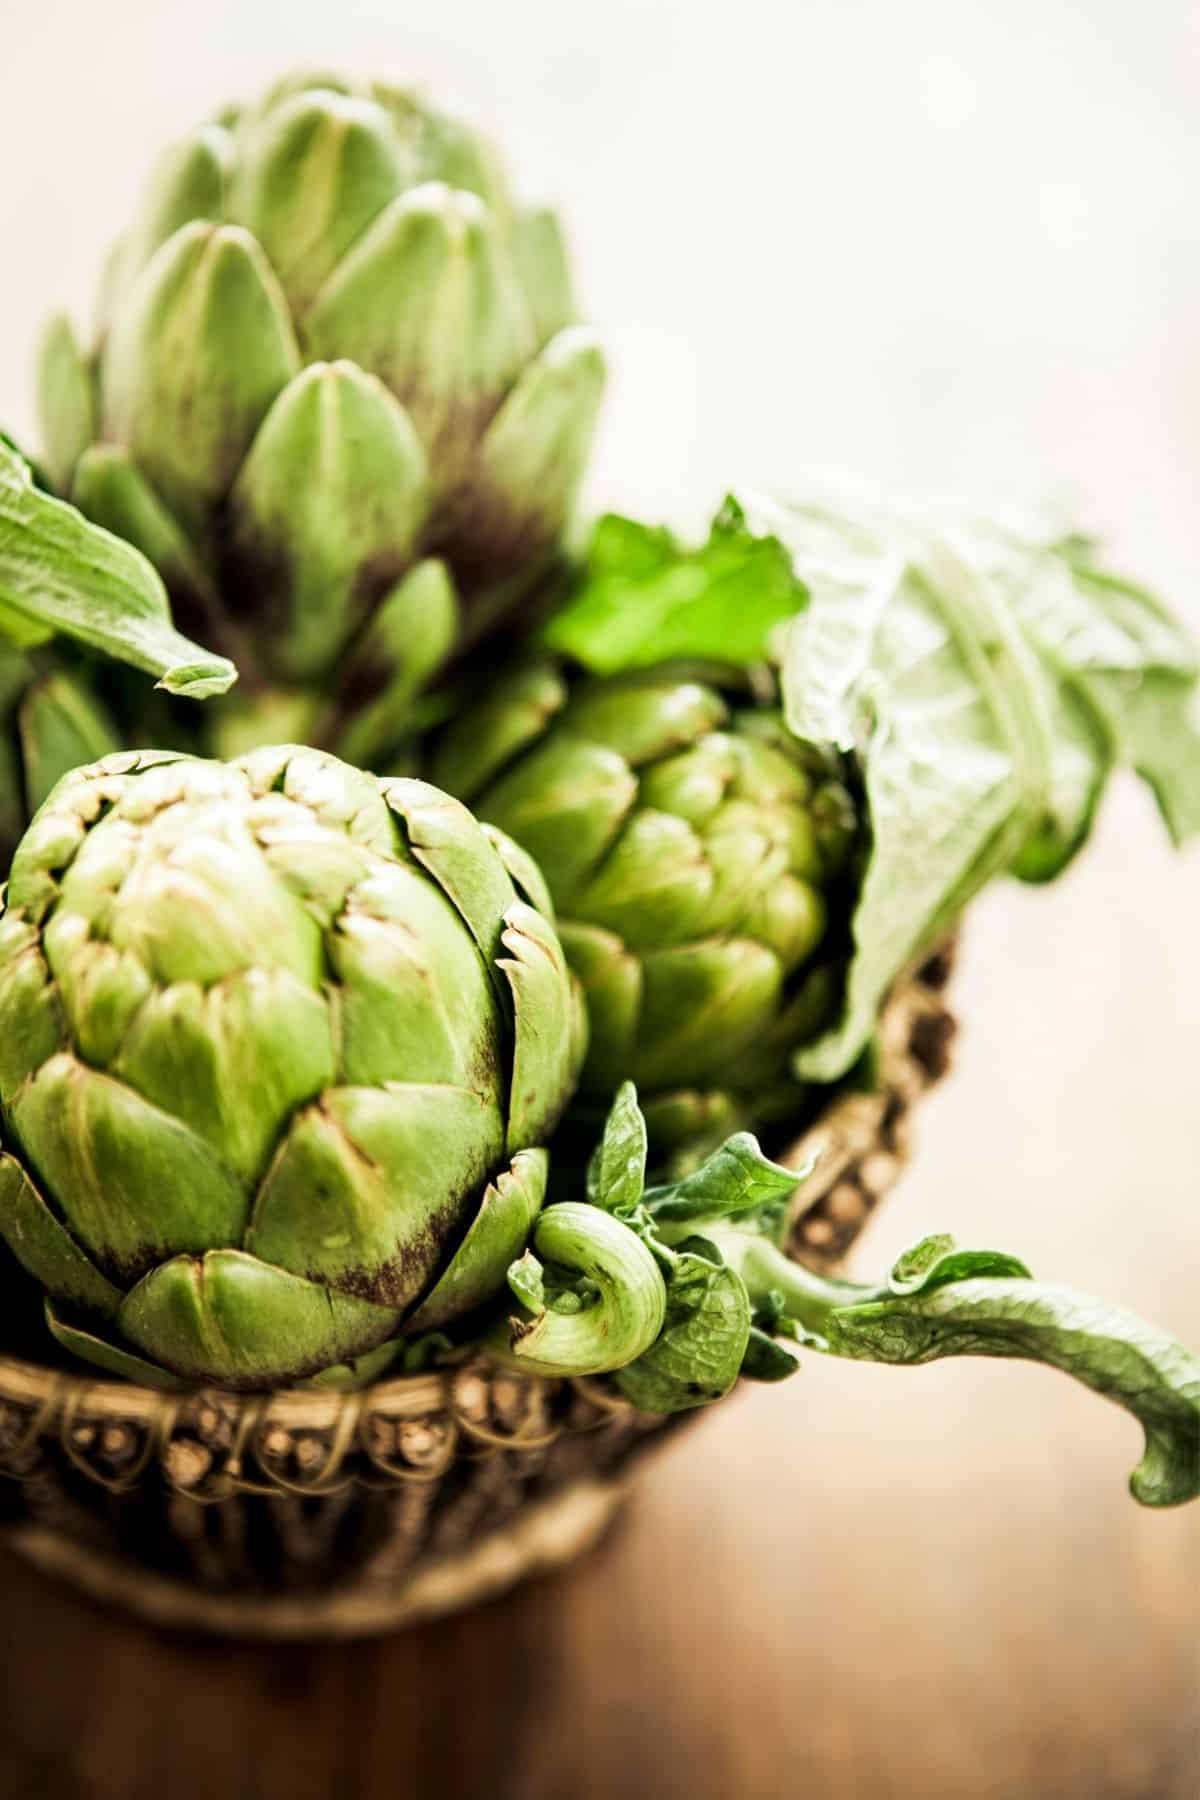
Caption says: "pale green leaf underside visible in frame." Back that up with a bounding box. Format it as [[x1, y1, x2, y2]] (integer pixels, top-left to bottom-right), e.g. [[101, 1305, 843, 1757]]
[[0, 439, 236, 698]]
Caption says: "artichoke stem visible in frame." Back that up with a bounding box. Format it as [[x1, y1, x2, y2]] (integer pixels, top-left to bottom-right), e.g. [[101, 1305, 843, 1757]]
[[701, 1225, 876, 1335]]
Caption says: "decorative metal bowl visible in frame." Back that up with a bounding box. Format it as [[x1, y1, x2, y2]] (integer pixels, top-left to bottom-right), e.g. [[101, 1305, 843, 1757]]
[[0, 949, 957, 1639]]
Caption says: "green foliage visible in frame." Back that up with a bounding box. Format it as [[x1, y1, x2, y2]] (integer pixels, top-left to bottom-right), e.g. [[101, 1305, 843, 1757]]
[[541, 498, 805, 673], [517, 1088, 1200, 1508]]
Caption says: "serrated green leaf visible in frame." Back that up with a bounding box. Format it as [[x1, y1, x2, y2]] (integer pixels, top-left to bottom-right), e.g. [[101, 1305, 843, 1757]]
[[739, 1325, 801, 1382], [959, 523, 1200, 864], [825, 1279, 1200, 1508], [644, 1131, 808, 1228], [586, 1080, 648, 1215], [711, 1215, 1200, 1510], [541, 498, 806, 673], [616, 1247, 751, 1412]]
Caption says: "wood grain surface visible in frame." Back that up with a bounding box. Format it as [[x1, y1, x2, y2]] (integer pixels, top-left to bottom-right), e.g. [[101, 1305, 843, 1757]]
[[0, 791, 1196, 1800]]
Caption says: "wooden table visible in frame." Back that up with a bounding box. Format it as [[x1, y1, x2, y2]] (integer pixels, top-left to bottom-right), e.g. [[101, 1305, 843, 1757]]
[[0, 792, 1197, 1800]]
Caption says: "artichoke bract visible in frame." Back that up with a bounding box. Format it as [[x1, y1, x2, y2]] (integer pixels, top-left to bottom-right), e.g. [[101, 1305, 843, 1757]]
[[0, 745, 585, 1388], [37, 73, 606, 761], [429, 662, 858, 1150]]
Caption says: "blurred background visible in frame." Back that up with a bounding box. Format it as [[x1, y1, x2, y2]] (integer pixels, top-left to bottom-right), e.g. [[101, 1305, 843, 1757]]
[[1, 3, 1197, 1796]]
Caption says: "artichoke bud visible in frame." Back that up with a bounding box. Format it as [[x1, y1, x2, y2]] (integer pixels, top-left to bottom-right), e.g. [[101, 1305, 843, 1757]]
[[110, 125, 235, 314], [102, 222, 300, 542], [446, 325, 606, 588], [477, 733, 639, 902], [561, 675, 727, 764], [512, 207, 578, 346], [50, 73, 605, 736], [305, 182, 537, 483], [741, 875, 827, 968], [429, 659, 568, 799], [36, 314, 96, 495], [0, 746, 581, 1387], [556, 919, 642, 1082], [569, 809, 712, 948], [233, 90, 411, 314], [408, 104, 512, 216], [226, 360, 431, 683], [431, 663, 859, 1142], [330, 559, 459, 771], [634, 939, 784, 1088], [248, 68, 361, 121]]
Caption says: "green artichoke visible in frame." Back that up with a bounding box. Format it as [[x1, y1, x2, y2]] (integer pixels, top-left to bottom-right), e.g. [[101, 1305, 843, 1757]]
[[0, 744, 585, 1388], [37, 72, 606, 762], [428, 661, 859, 1151]]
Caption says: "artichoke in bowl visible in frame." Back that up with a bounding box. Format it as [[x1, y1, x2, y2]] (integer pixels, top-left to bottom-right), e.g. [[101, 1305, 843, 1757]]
[[0, 744, 585, 1388], [428, 660, 859, 1151], [37, 72, 606, 758]]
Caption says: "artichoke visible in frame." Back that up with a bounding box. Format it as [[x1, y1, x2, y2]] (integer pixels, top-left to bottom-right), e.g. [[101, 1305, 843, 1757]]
[[37, 72, 606, 761], [0, 744, 585, 1388], [428, 661, 859, 1150]]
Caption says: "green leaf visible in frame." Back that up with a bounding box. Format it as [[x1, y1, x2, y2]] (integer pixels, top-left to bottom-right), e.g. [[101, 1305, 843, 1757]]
[[615, 1246, 751, 1412], [886, 1233, 1031, 1294], [1086, 668, 1200, 846], [732, 488, 1199, 1076], [0, 433, 52, 493], [825, 1280, 1200, 1508], [586, 1080, 648, 1216], [960, 525, 1200, 869], [541, 498, 806, 673], [740, 1324, 801, 1382], [771, 494, 1052, 1082], [712, 1218, 1200, 1510], [644, 1132, 808, 1230], [0, 439, 237, 698], [506, 1248, 546, 1314], [1008, 671, 1114, 882]]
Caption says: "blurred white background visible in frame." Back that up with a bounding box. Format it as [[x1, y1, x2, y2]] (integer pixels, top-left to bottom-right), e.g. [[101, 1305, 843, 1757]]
[[0, 0, 1198, 1576], [3, 0, 1200, 595]]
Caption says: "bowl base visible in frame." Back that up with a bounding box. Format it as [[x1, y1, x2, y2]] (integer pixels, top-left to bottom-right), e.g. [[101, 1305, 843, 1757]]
[[2, 1477, 627, 1641]]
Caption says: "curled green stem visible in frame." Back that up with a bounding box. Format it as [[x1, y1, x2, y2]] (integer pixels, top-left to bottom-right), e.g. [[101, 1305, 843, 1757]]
[[487, 1202, 667, 1378], [704, 1225, 1200, 1509], [690, 1224, 871, 1331]]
